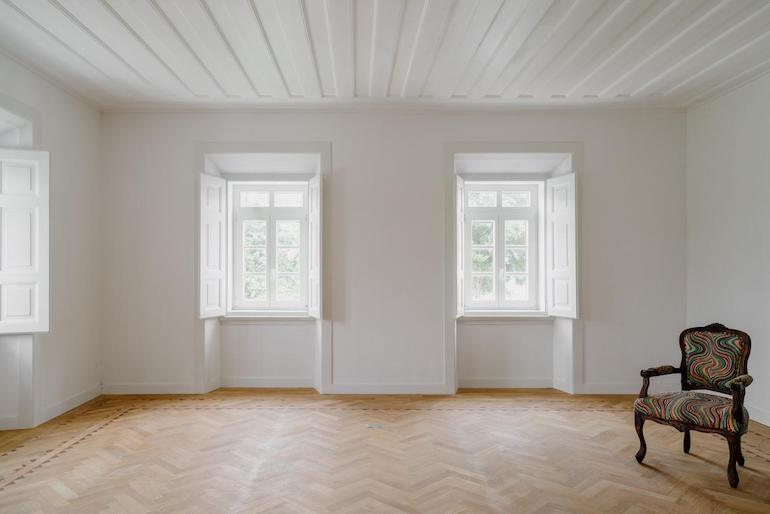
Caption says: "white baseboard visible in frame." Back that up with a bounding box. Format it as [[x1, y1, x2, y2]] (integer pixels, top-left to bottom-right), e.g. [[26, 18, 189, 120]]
[[43, 384, 102, 423], [326, 383, 452, 394], [552, 379, 574, 393], [221, 376, 314, 388], [459, 377, 553, 388], [101, 382, 197, 394]]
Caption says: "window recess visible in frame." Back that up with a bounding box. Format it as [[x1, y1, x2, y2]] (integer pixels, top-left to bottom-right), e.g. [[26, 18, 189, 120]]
[[457, 174, 577, 319], [199, 175, 322, 319]]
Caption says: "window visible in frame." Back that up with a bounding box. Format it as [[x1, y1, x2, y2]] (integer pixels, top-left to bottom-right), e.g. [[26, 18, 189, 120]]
[[462, 182, 543, 312], [231, 183, 308, 312]]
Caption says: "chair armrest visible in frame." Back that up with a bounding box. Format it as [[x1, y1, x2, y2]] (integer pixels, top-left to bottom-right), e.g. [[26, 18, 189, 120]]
[[638, 365, 681, 398], [728, 374, 753, 391], [728, 375, 753, 425], [640, 365, 680, 378]]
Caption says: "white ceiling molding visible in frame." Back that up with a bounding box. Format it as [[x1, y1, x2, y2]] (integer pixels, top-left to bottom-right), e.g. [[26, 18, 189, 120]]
[[0, 0, 768, 110]]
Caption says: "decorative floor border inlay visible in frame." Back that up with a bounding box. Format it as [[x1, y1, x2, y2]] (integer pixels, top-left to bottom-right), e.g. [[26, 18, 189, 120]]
[[0, 409, 130, 491]]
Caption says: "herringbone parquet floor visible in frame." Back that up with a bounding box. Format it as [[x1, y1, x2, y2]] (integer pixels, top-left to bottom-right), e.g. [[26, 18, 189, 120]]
[[1, 389, 769, 513]]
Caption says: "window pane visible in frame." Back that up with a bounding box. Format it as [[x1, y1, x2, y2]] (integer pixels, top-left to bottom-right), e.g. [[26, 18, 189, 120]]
[[276, 274, 301, 300], [244, 248, 266, 273], [244, 220, 266, 246], [505, 247, 527, 272], [471, 248, 494, 272], [505, 220, 527, 245], [472, 275, 495, 301], [471, 220, 494, 245], [277, 247, 300, 272], [244, 275, 267, 301], [274, 191, 303, 207], [502, 191, 531, 207], [276, 220, 300, 246], [241, 191, 269, 207], [468, 191, 497, 207], [505, 274, 528, 301]]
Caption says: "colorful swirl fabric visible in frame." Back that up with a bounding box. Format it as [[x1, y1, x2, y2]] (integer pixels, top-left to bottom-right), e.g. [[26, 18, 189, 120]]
[[683, 331, 747, 390], [634, 392, 749, 432]]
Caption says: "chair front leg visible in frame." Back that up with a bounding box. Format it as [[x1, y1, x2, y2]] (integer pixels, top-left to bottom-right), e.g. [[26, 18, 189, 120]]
[[726, 433, 740, 488], [635, 412, 647, 463], [683, 429, 690, 454], [736, 435, 745, 467]]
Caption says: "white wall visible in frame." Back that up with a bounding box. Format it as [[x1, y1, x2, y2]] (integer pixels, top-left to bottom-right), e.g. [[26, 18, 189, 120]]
[[686, 73, 770, 425], [458, 320, 553, 388], [220, 321, 315, 387], [0, 52, 102, 427], [100, 109, 686, 394]]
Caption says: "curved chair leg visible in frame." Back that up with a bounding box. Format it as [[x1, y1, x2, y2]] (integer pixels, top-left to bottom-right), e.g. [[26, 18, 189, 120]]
[[683, 429, 691, 454], [635, 412, 647, 463], [736, 435, 745, 467], [726, 434, 740, 488]]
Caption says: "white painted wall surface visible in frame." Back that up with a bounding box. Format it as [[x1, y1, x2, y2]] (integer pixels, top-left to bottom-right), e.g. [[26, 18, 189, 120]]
[[221, 322, 315, 387], [0, 336, 21, 425], [100, 109, 686, 394], [686, 74, 770, 425], [458, 320, 553, 388], [0, 52, 102, 427]]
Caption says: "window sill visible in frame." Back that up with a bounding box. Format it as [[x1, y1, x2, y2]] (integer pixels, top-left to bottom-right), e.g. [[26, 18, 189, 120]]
[[458, 311, 551, 322], [221, 312, 314, 324]]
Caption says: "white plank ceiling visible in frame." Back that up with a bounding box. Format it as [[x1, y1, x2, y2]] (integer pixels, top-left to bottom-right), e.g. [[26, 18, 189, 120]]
[[1, 0, 769, 109]]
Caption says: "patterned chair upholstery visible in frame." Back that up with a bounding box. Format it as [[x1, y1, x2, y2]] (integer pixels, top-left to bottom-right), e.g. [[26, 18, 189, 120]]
[[634, 392, 749, 433], [633, 324, 752, 488]]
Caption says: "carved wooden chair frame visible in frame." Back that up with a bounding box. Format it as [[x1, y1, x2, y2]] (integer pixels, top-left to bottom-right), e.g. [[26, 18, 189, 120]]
[[634, 323, 753, 488]]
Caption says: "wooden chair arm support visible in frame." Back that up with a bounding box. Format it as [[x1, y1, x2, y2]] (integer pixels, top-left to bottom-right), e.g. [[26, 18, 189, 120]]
[[638, 366, 681, 398], [729, 374, 753, 425]]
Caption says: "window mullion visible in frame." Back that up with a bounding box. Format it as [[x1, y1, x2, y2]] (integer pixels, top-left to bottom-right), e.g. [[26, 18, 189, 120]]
[[268, 213, 275, 309], [497, 213, 504, 307]]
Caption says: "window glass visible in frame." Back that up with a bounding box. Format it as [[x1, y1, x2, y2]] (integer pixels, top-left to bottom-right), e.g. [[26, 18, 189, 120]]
[[505, 247, 527, 272], [505, 274, 528, 301], [502, 191, 531, 207], [468, 191, 497, 207], [471, 220, 494, 245], [470, 220, 495, 301], [240, 191, 269, 207], [275, 220, 301, 301], [505, 220, 527, 245], [242, 221, 267, 301], [472, 275, 495, 301], [274, 191, 303, 207]]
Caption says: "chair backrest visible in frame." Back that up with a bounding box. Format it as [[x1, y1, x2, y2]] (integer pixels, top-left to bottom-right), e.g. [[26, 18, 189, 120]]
[[679, 323, 751, 394]]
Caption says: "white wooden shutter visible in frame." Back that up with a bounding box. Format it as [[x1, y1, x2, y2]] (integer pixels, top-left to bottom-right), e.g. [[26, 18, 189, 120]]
[[199, 173, 227, 318], [308, 174, 322, 319], [546, 173, 578, 318], [0, 149, 49, 334], [456, 176, 465, 318]]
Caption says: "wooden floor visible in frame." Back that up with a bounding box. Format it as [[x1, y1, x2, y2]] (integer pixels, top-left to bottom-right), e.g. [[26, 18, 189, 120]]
[[1, 390, 769, 513]]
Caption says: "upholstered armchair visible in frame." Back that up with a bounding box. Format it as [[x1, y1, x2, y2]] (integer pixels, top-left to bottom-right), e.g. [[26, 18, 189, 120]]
[[633, 323, 752, 488]]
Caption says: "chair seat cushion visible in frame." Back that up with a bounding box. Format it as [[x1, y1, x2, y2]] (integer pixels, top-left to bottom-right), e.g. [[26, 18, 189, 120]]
[[634, 391, 749, 433]]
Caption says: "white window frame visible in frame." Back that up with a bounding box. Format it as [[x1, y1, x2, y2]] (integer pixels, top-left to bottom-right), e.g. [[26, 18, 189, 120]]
[[463, 181, 545, 314], [228, 181, 309, 314]]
